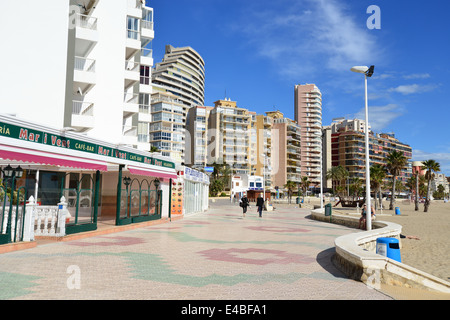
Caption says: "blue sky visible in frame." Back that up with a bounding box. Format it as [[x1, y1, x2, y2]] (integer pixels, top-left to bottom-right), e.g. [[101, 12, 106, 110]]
[[148, 0, 450, 175]]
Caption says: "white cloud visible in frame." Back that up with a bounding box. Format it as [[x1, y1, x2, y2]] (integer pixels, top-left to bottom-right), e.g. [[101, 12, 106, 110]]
[[353, 104, 404, 132], [403, 73, 430, 80], [236, 0, 380, 78], [388, 84, 438, 95]]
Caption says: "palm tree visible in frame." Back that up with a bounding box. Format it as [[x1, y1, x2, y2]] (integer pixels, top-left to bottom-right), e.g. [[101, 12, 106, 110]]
[[300, 176, 310, 198], [150, 146, 160, 153], [421, 159, 441, 212], [385, 151, 408, 210], [284, 180, 297, 204], [370, 164, 386, 210], [326, 166, 348, 196], [349, 177, 363, 200]]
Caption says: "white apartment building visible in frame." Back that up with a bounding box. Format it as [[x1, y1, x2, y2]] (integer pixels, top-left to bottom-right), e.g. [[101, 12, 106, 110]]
[[186, 106, 213, 168], [152, 45, 206, 107], [0, 0, 154, 151], [149, 92, 187, 162]]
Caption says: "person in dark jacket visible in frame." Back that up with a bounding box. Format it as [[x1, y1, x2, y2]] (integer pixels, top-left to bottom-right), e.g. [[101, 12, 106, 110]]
[[256, 195, 264, 217], [240, 193, 250, 217]]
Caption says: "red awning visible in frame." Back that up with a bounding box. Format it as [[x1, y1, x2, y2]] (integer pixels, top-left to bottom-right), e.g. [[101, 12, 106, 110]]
[[128, 165, 177, 180], [0, 146, 108, 171]]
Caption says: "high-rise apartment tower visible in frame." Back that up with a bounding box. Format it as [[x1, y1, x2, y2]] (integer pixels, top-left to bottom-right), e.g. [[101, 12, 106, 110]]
[[294, 84, 323, 185]]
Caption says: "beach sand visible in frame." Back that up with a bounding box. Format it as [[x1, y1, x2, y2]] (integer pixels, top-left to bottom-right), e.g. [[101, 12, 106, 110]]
[[319, 198, 450, 283]]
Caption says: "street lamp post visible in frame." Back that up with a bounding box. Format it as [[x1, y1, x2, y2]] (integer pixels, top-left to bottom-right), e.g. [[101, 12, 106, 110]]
[[313, 132, 324, 209], [350, 65, 374, 230], [260, 154, 266, 201]]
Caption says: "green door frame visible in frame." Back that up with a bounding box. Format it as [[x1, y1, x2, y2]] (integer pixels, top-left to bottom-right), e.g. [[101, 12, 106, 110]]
[[115, 166, 162, 226], [65, 170, 100, 235]]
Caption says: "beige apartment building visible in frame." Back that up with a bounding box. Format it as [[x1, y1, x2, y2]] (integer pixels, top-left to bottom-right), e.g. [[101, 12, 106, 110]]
[[255, 114, 274, 190], [266, 111, 302, 189], [207, 99, 256, 175], [294, 84, 322, 186]]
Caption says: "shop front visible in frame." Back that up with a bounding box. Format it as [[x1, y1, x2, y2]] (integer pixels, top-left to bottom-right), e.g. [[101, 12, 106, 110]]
[[182, 166, 209, 215], [0, 115, 177, 243]]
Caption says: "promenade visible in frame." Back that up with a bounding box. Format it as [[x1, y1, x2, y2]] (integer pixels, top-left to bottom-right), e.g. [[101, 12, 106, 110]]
[[0, 198, 393, 301]]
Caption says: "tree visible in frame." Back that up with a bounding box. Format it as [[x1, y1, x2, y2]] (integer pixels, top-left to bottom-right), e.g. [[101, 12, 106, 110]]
[[421, 159, 441, 212], [349, 177, 363, 200], [284, 180, 297, 204], [385, 151, 408, 210], [370, 164, 386, 210], [209, 179, 224, 197], [300, 176, 310, 198], [150, 146, 160, 153], [326, 166, 348, 196]]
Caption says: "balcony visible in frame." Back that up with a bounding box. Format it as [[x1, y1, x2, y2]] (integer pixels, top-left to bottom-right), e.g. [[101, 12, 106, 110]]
[[126, 29, 141, 59], [124, 60, 140, 88], [73, 13, 98, 57], [71, 101, 94, 130], [73, 56, 96, 95], [123, 92, 139, 118], [139, 75, 152, 94], [122, 125, 138, 145], [141, 8, 154, 40], [140, 47, 153, 66], [127, 0, 144, 18]]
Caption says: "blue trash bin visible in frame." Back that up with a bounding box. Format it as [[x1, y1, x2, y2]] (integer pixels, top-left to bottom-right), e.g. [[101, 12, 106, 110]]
[[376, 237, 401, 262], [395, 207, 401, 215]]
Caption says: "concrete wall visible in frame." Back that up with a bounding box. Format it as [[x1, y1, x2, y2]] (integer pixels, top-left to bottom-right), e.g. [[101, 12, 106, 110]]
[[310, 209, 450, 293]]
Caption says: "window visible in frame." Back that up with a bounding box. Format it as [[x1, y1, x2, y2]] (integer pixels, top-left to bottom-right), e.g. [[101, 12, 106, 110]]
[[127, 16, 139, 39], [140, 66, 150, 84]]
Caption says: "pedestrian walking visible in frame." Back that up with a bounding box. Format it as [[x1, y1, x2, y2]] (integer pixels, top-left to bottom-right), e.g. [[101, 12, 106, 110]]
[[240, 193, 250, 217], [256, 194, 264, 217]]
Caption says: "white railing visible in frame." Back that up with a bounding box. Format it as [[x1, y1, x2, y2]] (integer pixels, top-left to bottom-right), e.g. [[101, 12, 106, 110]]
[[72, 101, 94, 116], [125, 60, 140, 72], [123, 125, 137, 136], [124, 92, 139, 104], [31, 196, 69, 237], [1, 207, 25, 242], [141, 20, 153, 30], [141, 47, 153, 57], [0, 196, 69, 242], [75, 13, 98, 30], [127, 29, 140, 40], [74, 56, 96, 72]]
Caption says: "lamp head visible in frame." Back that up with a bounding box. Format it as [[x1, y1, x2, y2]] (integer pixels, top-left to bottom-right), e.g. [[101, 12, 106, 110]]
[[3, 164, 14, 178], [350, 65, 375, 77], [153, 178, 160, 189], [350, 66, 369, 74], [15, 166, 24, 178]]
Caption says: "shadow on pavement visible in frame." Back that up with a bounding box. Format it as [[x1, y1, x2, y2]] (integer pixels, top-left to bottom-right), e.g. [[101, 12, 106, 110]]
[[316, 247, 348, 280]]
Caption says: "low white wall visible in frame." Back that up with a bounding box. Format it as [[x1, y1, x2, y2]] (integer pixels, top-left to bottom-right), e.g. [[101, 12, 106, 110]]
[[310, 209, 450, 293]]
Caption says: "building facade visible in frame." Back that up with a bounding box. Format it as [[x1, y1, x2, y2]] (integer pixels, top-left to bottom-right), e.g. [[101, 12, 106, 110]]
[[152, 45, 206, 107], [294, 84, 323, 186], [268, 111, 302, 188], [331, 118, 413, 186], [186, 106, 213, 168], [255, 114, 274, 190], [0, 0, 155, 151], [207, 99, 256, 176], [149, 92, 187, 162]]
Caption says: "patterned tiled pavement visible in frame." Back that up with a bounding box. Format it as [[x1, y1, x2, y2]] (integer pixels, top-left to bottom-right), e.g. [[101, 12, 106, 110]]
[[0, 199, 393, 300]]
